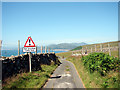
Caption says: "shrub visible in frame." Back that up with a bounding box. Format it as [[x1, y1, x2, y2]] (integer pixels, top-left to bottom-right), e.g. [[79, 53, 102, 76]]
[[81, 52, 119, 76]]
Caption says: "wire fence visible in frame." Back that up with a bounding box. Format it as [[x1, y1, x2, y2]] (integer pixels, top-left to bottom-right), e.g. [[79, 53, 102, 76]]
[[72, 41, 119, 57]]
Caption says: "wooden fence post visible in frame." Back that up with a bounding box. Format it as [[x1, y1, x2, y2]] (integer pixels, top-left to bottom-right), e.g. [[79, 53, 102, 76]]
[[41, 46, 43, 54], [95, 45, 96, 52], [48, 48, 50, 53], [108, 43, 111, 56], [91, 47, 92, 53], [18, 40, 20, 56], [86, 47, 87, 53], [100, 44, 102, 52], [45, 46, 47, 53]]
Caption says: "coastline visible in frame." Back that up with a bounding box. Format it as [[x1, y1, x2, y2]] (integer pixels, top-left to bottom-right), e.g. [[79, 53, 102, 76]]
[[1, 49, 68, 57], [53, 49, 69, 51]]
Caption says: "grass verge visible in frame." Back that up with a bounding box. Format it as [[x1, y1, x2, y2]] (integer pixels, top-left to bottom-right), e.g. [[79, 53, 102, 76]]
[[57, 52, 118, 88], [56, 51, 72, 58], [67, 56, 118, 88], [3, 64, 58, 88]]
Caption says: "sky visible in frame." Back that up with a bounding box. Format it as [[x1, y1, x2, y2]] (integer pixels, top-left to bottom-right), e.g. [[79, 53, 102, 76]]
[[2, 2, 118, 48], [1, 0, 120, 2]]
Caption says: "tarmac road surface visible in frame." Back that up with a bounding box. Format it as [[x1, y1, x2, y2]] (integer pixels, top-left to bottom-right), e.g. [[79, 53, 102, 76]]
[[44, 58, 85, 89]]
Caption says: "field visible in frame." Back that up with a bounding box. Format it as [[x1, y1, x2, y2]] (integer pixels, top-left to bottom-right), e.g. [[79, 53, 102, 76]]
[[56, 41, 119, 88]]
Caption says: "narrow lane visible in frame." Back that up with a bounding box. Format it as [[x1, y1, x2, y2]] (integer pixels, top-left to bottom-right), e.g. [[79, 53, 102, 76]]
[[44, 58, 85, 88]]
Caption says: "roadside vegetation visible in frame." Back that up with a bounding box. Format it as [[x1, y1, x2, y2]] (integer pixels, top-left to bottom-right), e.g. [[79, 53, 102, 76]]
[[57, 51, 119, 88], [81, 53, 119, 76], [3, 64, 58, 88]]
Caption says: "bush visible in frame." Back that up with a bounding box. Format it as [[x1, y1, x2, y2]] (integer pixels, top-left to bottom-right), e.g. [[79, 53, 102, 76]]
[[81, 52, 119, 76]]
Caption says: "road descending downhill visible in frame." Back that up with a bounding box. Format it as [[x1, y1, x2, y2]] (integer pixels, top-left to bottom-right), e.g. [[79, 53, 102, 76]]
[[44, 58, 85, 89]]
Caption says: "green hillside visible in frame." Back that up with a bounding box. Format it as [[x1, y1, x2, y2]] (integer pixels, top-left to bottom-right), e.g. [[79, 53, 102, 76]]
[[71, 41, 118, 57], [72, 41, 118, 51], [71, 46, 82, 51]]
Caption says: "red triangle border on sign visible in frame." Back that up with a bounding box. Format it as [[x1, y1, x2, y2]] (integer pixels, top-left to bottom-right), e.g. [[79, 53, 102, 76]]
[[24, 37, 35, 47]]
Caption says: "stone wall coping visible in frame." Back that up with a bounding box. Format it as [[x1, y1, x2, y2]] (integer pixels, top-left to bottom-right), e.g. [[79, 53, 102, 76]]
[[1, 53, 55, 60]]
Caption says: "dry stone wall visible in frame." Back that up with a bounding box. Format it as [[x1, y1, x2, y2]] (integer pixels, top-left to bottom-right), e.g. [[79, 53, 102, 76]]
[[2, 53, 60, 81]]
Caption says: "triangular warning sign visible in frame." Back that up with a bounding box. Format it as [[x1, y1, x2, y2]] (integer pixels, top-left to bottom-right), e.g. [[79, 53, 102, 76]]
[[24, 36, 35, 47]]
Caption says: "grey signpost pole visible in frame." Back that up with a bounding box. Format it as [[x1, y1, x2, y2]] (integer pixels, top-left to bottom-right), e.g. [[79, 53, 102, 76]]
[[29, 52, 31, 72]]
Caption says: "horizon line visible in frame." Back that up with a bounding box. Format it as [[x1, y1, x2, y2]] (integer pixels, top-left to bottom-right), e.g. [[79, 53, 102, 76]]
[[1, 40, 118, 48]]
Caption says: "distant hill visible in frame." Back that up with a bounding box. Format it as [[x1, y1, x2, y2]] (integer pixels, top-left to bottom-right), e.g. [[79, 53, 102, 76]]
[[47, 42, 87, 50], [2, 42, 87, 50]]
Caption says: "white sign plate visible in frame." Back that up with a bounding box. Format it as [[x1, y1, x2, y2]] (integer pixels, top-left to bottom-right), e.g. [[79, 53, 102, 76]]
[[23, 47, 36, 52]]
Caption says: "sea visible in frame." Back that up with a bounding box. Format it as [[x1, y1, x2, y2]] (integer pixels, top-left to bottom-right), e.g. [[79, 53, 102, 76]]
[[2, 50, 67, 57]]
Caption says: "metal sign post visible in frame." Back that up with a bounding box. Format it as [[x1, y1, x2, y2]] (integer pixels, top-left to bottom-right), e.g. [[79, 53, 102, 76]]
[[23, 36, 36, 72], [29, 52, 31, 72]]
